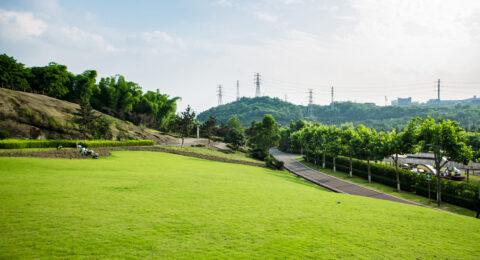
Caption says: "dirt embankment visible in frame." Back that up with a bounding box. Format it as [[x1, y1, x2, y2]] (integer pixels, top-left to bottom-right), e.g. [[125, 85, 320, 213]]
[[0, 88, 177, 144]]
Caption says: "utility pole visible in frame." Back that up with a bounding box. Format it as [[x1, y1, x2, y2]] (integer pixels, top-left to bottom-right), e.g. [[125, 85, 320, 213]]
[[217, 85, 223, 106], [330, 86, 334, 110], [284, 94, 288, 102], [236, 80, 240, 101], [437, 79, 441, 110], [308, 89, 314, 117], [254, 73, 261, 97]]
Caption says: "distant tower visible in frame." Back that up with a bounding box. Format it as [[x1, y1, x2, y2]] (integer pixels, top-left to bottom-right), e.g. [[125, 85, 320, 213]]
[[330, 86, 334, 110], [284, 94, 288, 102], [254, 73, 261, 97], [385, 96, 388, 106], [217, 85, 223, 106], [308, 89, 314, 117], [236, 80, 240, 101]]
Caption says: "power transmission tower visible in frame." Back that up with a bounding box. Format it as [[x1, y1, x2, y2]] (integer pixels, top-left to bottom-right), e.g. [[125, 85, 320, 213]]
[[284, 94, 287, 102], [437, 79, 440, 110], [308, 89, 314, 117], [254, 73, 261, 97], [236, 80, 240, 101], [217, 85, 223, 106], [330, 86, 334, 110]]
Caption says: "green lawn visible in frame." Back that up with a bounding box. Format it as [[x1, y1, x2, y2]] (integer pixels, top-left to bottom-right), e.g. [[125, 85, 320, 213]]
[[1, 152, 479, 259], [298, 158, 477, 217], [158, 145, 263, 164]]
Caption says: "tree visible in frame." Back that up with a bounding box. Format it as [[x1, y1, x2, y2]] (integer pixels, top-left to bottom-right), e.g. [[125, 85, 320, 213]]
[[75, 100, 100, 139], [201, 116, 217, 144], [325, 125, 342, 172], [67, 70, 97, 103], [28, 62, 73, 98], [249, 114, 280, 160], [416, 117, 473, 206], [355, 125, 380, 183], [313, 125, 329, 168], [177, 105, 196, 147], [225, 115, 246, 148], [382, 120, 419, 192], [341, 124, 359, 177], [0, 54, 30, 90]]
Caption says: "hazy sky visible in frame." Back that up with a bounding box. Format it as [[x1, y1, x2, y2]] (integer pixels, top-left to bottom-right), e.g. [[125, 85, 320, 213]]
[[1, 0, 480, 113]]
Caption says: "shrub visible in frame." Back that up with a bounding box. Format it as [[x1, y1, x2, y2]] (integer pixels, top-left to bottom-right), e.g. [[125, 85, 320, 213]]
[[0, 130, 10, 140], [266, 156, 284, 170], [48, 117, 63, 132], [0, 139, 154, 149]]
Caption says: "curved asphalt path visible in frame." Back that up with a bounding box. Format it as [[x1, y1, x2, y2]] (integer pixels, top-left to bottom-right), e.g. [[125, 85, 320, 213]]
[[271, 148, 423, 206]]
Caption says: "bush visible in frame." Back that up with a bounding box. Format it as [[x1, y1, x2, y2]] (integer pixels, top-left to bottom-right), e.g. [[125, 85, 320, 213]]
[[48, 117, 63, 132], [266, 157, 284, 170], [0, 130, 10, 140], [0, 139, 154, 149]]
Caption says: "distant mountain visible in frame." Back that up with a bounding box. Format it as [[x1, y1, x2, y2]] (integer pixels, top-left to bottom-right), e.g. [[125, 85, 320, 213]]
[[197, 96, 480, 131]]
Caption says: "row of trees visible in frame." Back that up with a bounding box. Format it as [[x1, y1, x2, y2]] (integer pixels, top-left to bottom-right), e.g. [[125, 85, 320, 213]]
[[280, 117, 473, 206], [0, 54, 179, 130]]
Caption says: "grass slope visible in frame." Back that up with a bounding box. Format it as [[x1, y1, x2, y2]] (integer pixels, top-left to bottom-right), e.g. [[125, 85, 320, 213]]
[[1, 152, 479, 259], [158, 145, 263, 164]]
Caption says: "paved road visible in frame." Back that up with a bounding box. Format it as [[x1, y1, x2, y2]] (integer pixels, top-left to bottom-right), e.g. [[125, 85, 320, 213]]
[[271, 148, 422, 206]]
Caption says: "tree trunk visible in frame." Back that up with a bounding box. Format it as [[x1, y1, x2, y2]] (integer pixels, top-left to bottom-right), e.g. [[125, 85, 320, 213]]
[[322, 151, 326, 168], [395, 154, 400, 192], [315, 152, 318, 165], [349, 153, 353, 177], [367, 157, 371, 184], [333, 157, 336, 172], [435, 152, 441, 207], [181, 137, 184, 147], [467, 169, 469, 183]]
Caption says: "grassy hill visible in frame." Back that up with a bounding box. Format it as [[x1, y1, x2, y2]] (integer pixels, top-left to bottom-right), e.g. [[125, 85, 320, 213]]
[[197, 96, 480, 130], [1, 151, 479, 258], [0, 88, 175, 143]]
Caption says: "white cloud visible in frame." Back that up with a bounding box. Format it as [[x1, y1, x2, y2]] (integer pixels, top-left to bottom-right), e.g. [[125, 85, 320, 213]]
[[215, 0, 233, 7], [141, 31, 186, 48], [0, 9, 47, 39], [59, 26, 120, 52], [255, 12, 277, 23]]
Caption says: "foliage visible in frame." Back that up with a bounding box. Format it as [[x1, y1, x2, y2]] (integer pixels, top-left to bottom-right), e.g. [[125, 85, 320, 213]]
[[265, 156, 284, 170], [248, 114, 280, 160], [176, 105, 196, 147], [0, 54, 30, 90], [0, 139, 154, 149], [197, 96, 480, 131], [200, 116, 217, 144], [224, 115, 245, 149], [0, 130, 10, 140], [1, 54, 179, 131]]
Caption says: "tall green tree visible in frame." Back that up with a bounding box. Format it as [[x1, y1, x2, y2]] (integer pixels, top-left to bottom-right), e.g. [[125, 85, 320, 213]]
[[341, 124, 359, 177], [177, 105, 196, 147], [355, 125, 379, 183], [416, 117, 473, 206], [382, 121, 419, 192], [0, 54, 30, 90], [249, 114, 280, 160], [28, 62, 73, 98], [313, 125, 329, 168], [325, 125, 342, 172], [201, 116, 217, 144]]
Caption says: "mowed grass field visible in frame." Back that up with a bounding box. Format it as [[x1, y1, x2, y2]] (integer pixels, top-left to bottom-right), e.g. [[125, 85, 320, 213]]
[[1, 152, 480, 259]]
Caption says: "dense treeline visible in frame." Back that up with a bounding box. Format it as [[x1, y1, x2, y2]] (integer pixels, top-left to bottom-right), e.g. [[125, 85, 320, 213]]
[[0, 54, 179, 130], [197, 96, 480, 131], [279, 117, 478, 209]]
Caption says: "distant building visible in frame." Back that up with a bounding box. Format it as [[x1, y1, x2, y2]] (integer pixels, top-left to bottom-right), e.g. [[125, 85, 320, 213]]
[[391, 97, 412, 106], [426, 95, 480, 106]]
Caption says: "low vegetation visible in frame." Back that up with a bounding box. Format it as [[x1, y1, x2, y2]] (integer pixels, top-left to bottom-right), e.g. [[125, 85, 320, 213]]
[[0, 139, 154, 149]]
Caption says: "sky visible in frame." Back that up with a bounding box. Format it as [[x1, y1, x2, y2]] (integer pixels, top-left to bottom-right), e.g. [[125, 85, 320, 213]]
[[1, 0, 480, 113]]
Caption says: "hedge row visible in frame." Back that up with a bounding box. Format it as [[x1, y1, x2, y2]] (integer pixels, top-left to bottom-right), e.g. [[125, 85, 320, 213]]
[[305, 151, 479, 210], [0, 139, 154, 149]]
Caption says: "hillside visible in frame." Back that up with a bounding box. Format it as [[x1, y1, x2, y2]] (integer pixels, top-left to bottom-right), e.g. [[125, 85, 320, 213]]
[[1, 152, 479, 258], [0, 88, 175, 143], [197, 96, 480, 130]]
